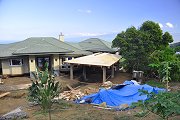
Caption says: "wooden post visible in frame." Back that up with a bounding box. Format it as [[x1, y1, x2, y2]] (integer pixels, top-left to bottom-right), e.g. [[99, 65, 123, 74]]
[[117, 61, 120, 71], [83, 65, 87, 80], [102, 66, 106, 83], [70, 64, 73, 80], [111, 65, 114, 78]]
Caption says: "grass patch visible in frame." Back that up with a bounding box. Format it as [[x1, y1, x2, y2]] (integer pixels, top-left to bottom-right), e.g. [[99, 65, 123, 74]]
[[146, 80, 165, 88]]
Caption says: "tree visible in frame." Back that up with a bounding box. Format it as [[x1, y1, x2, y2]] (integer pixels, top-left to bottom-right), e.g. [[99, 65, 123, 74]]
[[162, 32, 173, 46], [112, 21, 174, 72], [140, 21, 163, 52], [28, 63, 60, 120]]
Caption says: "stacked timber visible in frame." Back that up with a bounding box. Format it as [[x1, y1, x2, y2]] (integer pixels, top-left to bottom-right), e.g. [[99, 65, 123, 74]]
[[83, 87, 98, 95], [59, 89, 84, 101]]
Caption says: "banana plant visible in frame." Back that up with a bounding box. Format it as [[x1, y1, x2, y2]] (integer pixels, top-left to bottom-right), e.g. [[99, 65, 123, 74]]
[[160, 61, 171, 90], [28, 62, 60, 120]]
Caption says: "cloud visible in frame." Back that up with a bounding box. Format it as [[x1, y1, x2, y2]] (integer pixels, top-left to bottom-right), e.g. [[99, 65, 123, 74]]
[[78, 32, 106, 36], [158, 23, 163, 28], [166, 22, 174, 28], [77, 9, 92, 14], [65, 32, 108, 37]]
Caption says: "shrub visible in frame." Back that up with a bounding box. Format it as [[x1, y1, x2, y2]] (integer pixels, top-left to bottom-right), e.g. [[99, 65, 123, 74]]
[[28, 63, 60, 120], [133, 90, 180, 120]]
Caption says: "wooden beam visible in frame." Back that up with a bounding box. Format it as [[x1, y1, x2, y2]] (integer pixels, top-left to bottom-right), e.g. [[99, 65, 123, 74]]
[[102, 66, 106, 83], [66, 84, 74, 91], [0, 92, 10, 98], [70, 64, 73, 80], [83, 65, 87, 81]]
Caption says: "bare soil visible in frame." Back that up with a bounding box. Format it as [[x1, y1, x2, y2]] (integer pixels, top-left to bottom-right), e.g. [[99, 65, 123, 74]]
[[0, 72, 179, 120]]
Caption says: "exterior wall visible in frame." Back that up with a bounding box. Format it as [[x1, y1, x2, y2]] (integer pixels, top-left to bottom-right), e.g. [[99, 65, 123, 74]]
[[29, 55, 36, 72], [59, 58, 62, 66], [1, 56, 29, 75], [52, 55, 60, 70], [1, 59, 10, 75], [0, 60, 2, 74]]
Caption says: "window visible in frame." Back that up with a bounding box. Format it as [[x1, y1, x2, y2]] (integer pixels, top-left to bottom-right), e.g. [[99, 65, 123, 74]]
[[10, 59, 23, 66], [68, 57, 72, 60]]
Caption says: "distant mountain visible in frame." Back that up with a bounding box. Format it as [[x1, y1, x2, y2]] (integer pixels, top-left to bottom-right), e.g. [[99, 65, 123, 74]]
[[170, 42, 180, 48]]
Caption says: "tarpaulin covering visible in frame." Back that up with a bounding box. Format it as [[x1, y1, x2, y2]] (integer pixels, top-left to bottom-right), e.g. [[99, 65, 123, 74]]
[[77, 81, 165, 107]]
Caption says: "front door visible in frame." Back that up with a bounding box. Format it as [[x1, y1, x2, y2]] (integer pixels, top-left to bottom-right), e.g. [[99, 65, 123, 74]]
[[36, 57, 51, 71]]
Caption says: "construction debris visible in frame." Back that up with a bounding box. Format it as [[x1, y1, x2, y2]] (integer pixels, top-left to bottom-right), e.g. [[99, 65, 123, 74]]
[[59, 89, 84, 101], [101, 81, 113, 89], [1, 75, 8, 79], [0, 107, 28, 120], [66, 84, 74, 91], [99, 102, 107, 108], [0, 92, 10, 98], [119, 104, 129, 109], [0, 77, 4, 84], [84, 87, 98, 95]]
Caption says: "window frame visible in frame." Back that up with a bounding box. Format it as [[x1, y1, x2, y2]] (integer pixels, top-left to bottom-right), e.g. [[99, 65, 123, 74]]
[[9, 59, 23, 66]]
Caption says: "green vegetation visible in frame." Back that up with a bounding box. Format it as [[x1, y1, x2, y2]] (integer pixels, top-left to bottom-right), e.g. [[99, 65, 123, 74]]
[[112, 21, 173, 72], [28, 63, 60, 120], [133, 91, 180, 120], [149, 46, 180, 82], [113, 21, 180, 119], [146, 80, 165, 88], [112, 20, 180, 83]]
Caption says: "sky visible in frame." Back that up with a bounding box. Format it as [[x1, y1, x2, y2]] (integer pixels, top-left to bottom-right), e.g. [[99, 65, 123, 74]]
[[0, 0, 180, 44]]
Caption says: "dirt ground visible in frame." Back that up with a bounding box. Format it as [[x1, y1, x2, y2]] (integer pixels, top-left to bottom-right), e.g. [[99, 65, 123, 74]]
[[0, 72, 179, 120]]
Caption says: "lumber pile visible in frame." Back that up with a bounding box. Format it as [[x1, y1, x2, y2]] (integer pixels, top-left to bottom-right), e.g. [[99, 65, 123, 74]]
[[84, 87, 98, 95], [58, 84, 99, 101], [59, 89, 84, 101], [56, 84, 100, 101], [101, 81, 113, 89]]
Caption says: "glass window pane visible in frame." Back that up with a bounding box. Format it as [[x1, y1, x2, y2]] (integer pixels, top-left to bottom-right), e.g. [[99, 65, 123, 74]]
[[10, 59, 22, 66]]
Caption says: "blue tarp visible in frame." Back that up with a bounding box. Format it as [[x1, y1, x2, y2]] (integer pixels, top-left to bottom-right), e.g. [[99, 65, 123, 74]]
[[77, 80, 165, 107]]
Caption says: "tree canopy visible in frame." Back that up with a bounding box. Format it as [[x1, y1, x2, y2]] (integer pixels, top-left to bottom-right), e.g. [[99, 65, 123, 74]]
[[112, 21, 173, 72]]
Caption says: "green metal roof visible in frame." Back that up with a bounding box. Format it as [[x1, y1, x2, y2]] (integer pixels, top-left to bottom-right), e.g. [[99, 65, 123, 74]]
[[0, 37, 115, 58], [78, 38, 117, 53], [0, 37, 90, 58]]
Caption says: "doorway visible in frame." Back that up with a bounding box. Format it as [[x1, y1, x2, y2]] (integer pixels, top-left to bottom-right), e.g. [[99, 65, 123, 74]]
[[36, 56, 51, 71]]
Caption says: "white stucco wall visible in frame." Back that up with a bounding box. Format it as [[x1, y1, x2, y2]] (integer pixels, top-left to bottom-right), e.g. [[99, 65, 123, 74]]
[[2, 56, 29, 75], [29, 55, 36, 72], [53, 55, 60, 70]]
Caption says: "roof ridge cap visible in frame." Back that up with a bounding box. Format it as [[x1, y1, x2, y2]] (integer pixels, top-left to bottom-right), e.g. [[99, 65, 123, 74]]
[[98, 39, 113, 51], [51, 38, 85, 51]]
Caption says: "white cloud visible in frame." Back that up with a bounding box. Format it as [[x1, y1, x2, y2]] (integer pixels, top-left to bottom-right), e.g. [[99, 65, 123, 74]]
[[166, 22, 174, 28], [158, 23, 163, 28], [77, 9, 92, 14], [78, 32, 105, 36], [65, 32, 108, 37]]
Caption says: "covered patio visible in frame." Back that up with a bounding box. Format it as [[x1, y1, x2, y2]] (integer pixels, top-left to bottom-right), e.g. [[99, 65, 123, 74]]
[[64, 53, 121, 83]]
